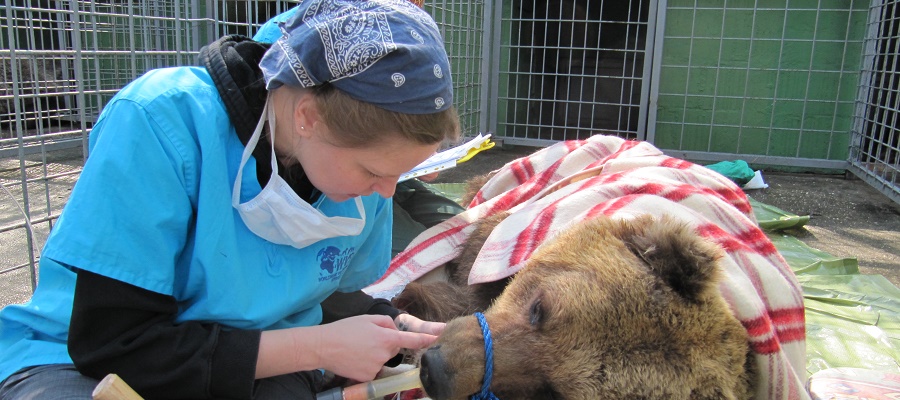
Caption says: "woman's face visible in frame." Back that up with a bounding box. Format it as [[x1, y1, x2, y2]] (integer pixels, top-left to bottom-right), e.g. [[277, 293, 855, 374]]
[[293, 128, 438, 202], [269, 87, 441, 202]]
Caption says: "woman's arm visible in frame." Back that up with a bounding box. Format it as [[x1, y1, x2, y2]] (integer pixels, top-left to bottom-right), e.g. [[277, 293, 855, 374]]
[[255, 314, 438, 382], [70, 270, 442, 398], [68, 269, 260, 399]]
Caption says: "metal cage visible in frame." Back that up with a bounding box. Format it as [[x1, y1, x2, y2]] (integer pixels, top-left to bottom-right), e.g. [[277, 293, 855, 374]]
[[0, 0, 486, 305], [3, 0, 899, 306], [483, 0, 656, 146], [850, 0, 900, 204]]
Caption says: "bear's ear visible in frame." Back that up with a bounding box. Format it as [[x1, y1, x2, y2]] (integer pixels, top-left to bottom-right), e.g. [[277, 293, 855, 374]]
[[616, 215, 724, 303]]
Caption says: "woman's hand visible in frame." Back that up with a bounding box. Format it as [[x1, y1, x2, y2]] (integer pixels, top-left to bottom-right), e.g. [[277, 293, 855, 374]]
[[316, 315, 438, 381], [256, 314, 438, 382]]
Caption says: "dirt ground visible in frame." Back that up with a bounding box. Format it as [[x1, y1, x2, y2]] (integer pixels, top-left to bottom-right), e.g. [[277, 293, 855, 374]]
[[749, 172, 900, 285], [432, 143, 900, 288]]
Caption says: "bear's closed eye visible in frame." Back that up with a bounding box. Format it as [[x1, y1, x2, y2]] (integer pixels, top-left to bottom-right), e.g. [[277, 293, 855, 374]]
[[529, 298, 544, 326]]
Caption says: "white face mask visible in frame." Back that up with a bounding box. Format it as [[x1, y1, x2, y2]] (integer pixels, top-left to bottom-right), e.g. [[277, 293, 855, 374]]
[[232, 95, 366, 249]]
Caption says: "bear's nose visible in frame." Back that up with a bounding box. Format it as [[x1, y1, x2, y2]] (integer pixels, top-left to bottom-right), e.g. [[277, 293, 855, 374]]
[[420, 346, 452, 400]]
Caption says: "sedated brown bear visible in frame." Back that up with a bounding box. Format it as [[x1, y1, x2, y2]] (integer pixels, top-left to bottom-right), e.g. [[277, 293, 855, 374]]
[[394, 212, 754, 400], [372, 136, 808, 400]]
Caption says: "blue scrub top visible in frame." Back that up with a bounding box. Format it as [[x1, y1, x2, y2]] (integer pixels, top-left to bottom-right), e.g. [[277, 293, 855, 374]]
[[0, 66, 393, 381]]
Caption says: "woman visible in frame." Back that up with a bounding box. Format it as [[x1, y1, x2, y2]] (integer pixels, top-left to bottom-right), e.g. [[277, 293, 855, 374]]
[[0, 0, 458, 398], [251, 1, 468, 260]]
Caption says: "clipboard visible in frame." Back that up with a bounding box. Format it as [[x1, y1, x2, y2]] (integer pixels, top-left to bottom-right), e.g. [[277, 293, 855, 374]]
[[399, 133, 495, 182]]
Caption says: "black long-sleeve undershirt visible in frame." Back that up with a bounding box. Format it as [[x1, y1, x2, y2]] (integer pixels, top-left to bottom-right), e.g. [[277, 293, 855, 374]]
[[68, 269, 401, 399]]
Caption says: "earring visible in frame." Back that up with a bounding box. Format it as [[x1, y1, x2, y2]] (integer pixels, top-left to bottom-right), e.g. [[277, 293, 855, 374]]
[[300, 126, 305, 130]]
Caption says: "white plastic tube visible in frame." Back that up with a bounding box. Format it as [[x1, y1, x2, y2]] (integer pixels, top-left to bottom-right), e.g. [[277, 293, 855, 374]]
[[316, 368, 423, 400]]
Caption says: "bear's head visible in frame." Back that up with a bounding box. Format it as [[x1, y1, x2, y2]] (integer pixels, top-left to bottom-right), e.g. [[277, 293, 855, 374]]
[[418, 215, 753, 400]]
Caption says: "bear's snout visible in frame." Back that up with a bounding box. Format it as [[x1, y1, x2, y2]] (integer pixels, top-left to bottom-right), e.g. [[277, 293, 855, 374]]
[[420, 346, 453, 400], [419, 345, 452, 400]]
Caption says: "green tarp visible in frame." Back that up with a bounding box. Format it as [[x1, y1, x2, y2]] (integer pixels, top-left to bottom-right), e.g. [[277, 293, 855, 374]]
[[749, 198, 900, 375]]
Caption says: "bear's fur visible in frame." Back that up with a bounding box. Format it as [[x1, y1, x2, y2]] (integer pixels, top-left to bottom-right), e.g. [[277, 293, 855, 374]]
[[394, 213, 754, 400]]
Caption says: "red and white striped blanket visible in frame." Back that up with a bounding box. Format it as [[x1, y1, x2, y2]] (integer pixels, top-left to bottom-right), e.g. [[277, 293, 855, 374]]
[[366, 135, 809, 399]]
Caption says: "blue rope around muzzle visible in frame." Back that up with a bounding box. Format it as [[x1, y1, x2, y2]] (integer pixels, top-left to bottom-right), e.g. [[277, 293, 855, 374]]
[[470, 312, 500, 400]]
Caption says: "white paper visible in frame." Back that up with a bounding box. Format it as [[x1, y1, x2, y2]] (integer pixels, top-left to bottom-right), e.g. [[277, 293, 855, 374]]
[[742, 170, 769, 189]]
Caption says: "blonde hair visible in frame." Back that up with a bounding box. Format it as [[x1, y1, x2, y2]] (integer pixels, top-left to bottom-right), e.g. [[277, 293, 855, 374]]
[[311, 83, 461, 148]]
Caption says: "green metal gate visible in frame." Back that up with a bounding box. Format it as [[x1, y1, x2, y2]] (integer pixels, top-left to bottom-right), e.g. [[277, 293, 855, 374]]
[[649, 0, 868, 171]]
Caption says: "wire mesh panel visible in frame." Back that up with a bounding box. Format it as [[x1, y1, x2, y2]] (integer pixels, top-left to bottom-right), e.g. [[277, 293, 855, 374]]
[[1, 0, 90, 307], [488, 0, 655, 146], [1, 0, 483, 305], [428, 0, 485, 136], [650, 0, 869, 169], [850, 0, 899, 204]]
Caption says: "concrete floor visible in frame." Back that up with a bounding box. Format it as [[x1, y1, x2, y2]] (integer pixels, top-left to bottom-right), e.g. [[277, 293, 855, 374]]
[[749, 172, 900, 286]]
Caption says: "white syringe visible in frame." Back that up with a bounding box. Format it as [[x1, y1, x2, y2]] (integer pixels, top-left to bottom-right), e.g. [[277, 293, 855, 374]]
[[315, 368, 423, 400]]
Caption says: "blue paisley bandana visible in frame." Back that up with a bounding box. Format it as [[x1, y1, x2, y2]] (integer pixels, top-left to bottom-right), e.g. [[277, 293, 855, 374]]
[[259, 0, 453, 114]]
